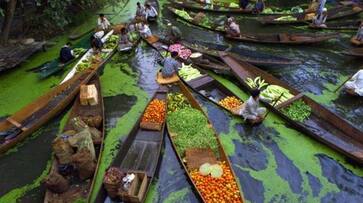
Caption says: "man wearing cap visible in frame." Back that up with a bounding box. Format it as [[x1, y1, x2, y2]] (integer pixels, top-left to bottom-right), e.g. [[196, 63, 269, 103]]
[[165, 23, 182, 44]]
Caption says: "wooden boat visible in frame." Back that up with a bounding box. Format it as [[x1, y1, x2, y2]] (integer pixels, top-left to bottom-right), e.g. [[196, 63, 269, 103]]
[[118, 32, 141, 53], [0, 69, 98, 154], [62, 26, 120, 84], [351, 36, 363, 46], [44, 75, 105, 202], [343, 47, 363, 57], [168, 7, 339, 45], [94, 87, 168, 202], [259, 5, 363, 25], [165, 81, 244, 202], [171, 0, 253, 14], [219, 52, 363, 163], [308, 20, 361, 30], [181, 41, 302, 65]]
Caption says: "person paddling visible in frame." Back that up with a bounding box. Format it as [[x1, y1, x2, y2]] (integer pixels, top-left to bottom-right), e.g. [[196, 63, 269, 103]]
[[118, 27, 132, 51], [97, 14, 111, 31], [144, 3, 158, 22], [137, 22, 152, 38], [225, 16, 241, 37], [238, 89, 270, 124], [312, 7, 327, 27], [135, 2, 146, 21], [90, 31, 104, 53], [344, 69, 363, 96], [59, 42, 75, 64], [161, 51, 181, 78]]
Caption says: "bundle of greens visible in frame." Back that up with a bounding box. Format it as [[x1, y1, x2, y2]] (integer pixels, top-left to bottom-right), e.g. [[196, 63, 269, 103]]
[[245, 77, 269, 90], [261, 85, 294, 105], [275, 15, 297, 21], [179, 64, 202, 81], [281, 99, 312, 122], [73, 48, 86, 57], [199, 16, 213, 28], [104, 35, 119, 49], [167, 107, 219, 157], [76, 59, 92, 72], [175, 9, 193, 21], [167, 93, 191, 113]]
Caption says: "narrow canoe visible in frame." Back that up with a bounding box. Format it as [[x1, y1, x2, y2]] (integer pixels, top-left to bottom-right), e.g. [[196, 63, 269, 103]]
[[94, 88, 168, 202], [259, 5, 363, 25], [44, 75, 105, 202], [168, 7, 339, 45], [219, 52, 363, 164], [343, 47, 363, 57], [308, 20, 361, 30], [181, 40, 302, 65], [0, 69, 98, 154], [166, 80, 245, 202]]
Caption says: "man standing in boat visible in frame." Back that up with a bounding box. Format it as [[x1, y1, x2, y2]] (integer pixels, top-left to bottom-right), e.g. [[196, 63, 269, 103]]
[[135, 2, 146, 21], [97, 14, 111, 31], [144, 3, 158, 22], [344, 69, 363, 96], [59, 42, 75, 64]]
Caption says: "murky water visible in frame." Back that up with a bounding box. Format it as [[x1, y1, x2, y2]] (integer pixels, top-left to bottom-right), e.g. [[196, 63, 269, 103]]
[[1, 0, 363, 202]]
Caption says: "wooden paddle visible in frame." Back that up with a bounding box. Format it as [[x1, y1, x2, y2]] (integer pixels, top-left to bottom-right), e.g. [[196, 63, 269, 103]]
[[333, 73, 355, 93], [264, 93, 284, 119]]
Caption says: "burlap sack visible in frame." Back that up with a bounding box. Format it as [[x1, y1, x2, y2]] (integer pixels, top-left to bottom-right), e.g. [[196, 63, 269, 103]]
[[52, 137, 74, 164], [103, 167, 124, 199], [82, 115, 103, 128], [44, 172, 69, 193], [72, 148, 96, 180], [68, 129, 96, 160]]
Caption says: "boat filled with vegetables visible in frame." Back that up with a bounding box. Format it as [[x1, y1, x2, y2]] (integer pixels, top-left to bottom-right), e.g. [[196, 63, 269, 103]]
[[219, 52, 363, 164], [166, 81, 244, 203]]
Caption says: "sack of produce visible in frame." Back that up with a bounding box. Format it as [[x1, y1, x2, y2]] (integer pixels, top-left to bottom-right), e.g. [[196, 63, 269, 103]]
[[82, 115, 103, 128], [71, 148, 97, 180], [44, 172, 69, 193], [71, 117, 88, 132], [193, 12, 206, 24], [104, 167, 124, 199], [68, 129, 96, 160], [71, 117, 102, 144], [57, 164, 74, 176], [52, 136, 74, 165]]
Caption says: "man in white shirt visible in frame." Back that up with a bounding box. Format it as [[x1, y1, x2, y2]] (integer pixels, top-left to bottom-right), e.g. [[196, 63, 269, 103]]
[[145, 3, 158, 22], [97, 14, 111, 31], [345, 69, 363, 96]]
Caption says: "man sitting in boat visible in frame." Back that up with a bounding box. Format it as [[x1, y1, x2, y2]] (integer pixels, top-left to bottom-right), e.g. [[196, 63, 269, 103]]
[[97, 14, 111, 31], [344, 69, 363, 96], [239, 0, 249, 9], [355, 22, 363, 41], [312, 8, 327, 27], [144, 3, 158, 23], [225, 17, 241, 37], [238, 89, 269, 124], [135, 2, 146, 21], [90, 31, 104, 53], [59, 42, 75, 64], [161, 51, 181, 78], [118, 27, 133, 51], [137, 22, 152, 38], [165, 23, 182, 44], [253, 0, 265, 14]]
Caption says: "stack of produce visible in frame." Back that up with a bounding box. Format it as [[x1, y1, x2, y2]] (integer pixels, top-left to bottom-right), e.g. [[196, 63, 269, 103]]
[[218, 96, 243, 111], [175, 9, 193, 21], [261, 85, 295, 105], [167, 93, 191, 113], [179, 63, 202, 81], [245, 77, 268, 90], [76, 58, 92, 72], [167, 106, 218, 156], [169, 44, 192, 60], [73, 48, 86, 57], [275, 15, 297, 21], [199, 16, 213, 29], [191, 162, 242, 202], [141, 99, 166, 130], [281, 99, 312, 122], [104, 35, 119, 49]]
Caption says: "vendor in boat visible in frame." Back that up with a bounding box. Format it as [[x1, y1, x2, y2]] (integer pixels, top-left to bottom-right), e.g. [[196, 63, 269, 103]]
[[135, 2, 146, 20], [59, 42, 75, 64], [118, 27, 133, 50], [312, 7, 327, 27], [355, 22, 363, 41], [137, 22, 152, 38], [239, 0, 249, 9], [90, 31, 104, 53], [238, 89, 269, 124], [316, 0, 327, 15], [165, 23, 182, 44], [97, 14, 111, 31], [161, 51, 181, 78], [344, 69, 363, 96], [144, 3, 158, 22], [225, 17, 241, 37], [253, 0, 265, 14]]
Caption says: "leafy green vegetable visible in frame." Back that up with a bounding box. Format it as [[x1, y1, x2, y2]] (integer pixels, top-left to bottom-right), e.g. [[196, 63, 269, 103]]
[[103, 35, 119, 49], [179, 64, 202, 81], [167, 107, 219, 157], [281, 99, 312, 122], [167, 93, 191, 114], [175, 9, 193, 21], [261, 85, 294, 105], [275, 15, 297, 21]]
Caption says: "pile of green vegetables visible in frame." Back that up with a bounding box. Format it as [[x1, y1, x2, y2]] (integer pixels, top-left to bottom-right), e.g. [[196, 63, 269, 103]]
[[261, 85, 294, 105], [73, 48, 86, 57], [104, 35, 119, 49], [179, 64, 202, 81], [281, 99, 312, 122], [245, 77, 269, 90], [167, 107, 219, 157], [275, 15, 297, 21], [175, 9, 193, 21], [167, 93, 191, 114], [199, 16, 213, 28], [262, 6, 303, 14], [76, 58, 92, 72]]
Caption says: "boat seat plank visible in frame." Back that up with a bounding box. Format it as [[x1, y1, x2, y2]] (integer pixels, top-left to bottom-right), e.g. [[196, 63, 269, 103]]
[[6, 118, 26, 131], [187, 75, 214, 89], [276, 93, 304, 109]]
